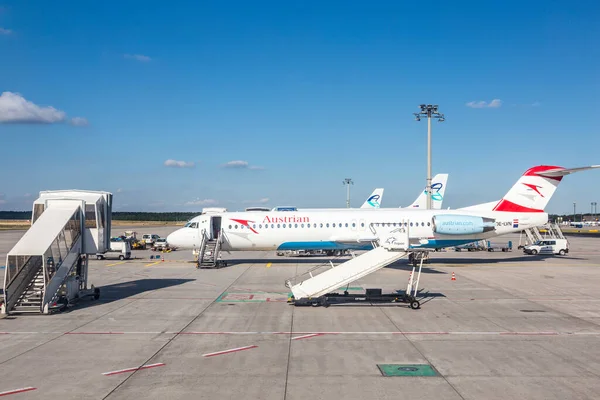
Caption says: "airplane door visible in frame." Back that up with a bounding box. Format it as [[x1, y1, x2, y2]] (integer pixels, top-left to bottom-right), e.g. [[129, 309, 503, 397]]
[[211, 216, 222, 239]]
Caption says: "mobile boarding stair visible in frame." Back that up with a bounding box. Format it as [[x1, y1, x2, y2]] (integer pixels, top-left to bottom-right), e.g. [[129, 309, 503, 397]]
[[196, 229, 226, 269], [2, 190, 112, 315], [285, 221, 426, 309]]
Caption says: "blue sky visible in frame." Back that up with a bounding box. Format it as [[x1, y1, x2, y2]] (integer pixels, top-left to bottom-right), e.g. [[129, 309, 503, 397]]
[[0, 0, 599, 214]]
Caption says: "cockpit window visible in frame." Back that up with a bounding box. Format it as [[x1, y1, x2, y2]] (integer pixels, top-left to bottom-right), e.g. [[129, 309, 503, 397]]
[[185, 222, 198, 228]]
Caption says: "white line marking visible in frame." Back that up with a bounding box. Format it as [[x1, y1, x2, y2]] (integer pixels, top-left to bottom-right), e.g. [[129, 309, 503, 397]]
[[202, 345, 258, 357], [0, 387, 37, 397], [102, 362, 165, 376]]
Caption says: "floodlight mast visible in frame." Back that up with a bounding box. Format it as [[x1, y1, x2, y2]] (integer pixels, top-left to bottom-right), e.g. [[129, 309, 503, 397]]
[[343, 178, 353, 208], [414, 104, 445, 209]]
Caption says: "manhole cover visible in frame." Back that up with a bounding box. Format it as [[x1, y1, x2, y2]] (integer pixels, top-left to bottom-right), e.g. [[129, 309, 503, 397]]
[[377, 364, 439, 377]]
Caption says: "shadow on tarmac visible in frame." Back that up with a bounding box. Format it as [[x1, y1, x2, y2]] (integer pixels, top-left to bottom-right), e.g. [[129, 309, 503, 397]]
[[70, 278, 195, 310]]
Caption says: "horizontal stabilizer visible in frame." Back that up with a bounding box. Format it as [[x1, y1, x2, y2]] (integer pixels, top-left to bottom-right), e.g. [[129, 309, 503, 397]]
[[534, 165, 600, 177]]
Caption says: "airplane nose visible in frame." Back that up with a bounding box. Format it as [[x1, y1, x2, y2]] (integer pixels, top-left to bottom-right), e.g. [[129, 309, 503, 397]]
[[167, 229, 186, 248]]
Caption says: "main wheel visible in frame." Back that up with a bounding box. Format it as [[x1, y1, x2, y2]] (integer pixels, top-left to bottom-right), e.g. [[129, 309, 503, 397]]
[[559, 249, 566, 256], [410, 300, 420, 310]]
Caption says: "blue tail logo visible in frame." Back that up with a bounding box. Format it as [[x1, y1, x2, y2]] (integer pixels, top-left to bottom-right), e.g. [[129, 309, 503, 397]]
[[424, 183, 444, 201], [367, 194, 381, 208]]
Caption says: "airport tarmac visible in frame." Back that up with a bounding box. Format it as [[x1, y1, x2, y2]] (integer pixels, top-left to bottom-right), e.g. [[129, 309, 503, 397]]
[[1, 226, 600, 399]]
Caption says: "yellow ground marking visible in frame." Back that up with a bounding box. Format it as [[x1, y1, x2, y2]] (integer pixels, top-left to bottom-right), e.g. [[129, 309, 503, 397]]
[[145, 261, 162, 267], [106, 261, 127, 267], [266, 262, 272, 268]]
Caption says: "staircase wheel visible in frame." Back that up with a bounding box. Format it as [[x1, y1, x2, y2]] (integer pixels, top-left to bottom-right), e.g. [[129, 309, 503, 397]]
[[410, 300, 420, 310]]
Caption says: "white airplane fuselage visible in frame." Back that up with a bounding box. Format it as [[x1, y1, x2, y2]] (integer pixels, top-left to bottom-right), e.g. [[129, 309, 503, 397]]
[[167, 208, 547, 252]]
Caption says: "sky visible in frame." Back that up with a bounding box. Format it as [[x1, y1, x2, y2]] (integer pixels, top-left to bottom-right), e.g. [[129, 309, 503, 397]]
[[0, 0, 599, 214]]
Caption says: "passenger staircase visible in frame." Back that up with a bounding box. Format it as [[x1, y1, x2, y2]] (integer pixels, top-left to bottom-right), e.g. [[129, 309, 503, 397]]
[[285, 223, 412, 300], [544, 223, 565, 240], [2, 190, 112, 315], [519, 223, 564, 248], [197, 229, 225, 268]]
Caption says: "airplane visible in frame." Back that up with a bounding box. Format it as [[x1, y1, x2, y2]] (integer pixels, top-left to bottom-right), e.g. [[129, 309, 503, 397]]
[[291, 173, 448, 212], [167, 165, 599, 255]]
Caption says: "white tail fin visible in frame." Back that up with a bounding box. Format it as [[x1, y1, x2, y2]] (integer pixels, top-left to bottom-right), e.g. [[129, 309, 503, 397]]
[[406, 173, 449, 209], [361, 188, 384, 209]]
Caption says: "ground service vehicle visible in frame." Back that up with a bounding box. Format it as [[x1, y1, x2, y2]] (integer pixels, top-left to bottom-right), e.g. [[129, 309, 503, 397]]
[[523, 239, 569, 255]]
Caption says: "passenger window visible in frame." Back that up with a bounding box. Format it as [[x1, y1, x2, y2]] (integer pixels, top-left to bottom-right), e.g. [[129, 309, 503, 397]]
[[228, 225, 232, 229], [259, 224, 262, 228], [427, 222, 430, 226], [277, 224, 280, 228], [235, 225, 238, 229], [283, 224, 286, 228], [326, 223, 330, 228], [253, 224, 256, 229], [421, 222, 425, 227], [301, 224, 304, 228], [271, 224, 274, 228], [295, 224, 298, 228], [410, 223, 413, 227], [361, 223, 364, 227], [320, 223, 323, 228], [345, 223, 348, 227], [352, 223, 356, 228]]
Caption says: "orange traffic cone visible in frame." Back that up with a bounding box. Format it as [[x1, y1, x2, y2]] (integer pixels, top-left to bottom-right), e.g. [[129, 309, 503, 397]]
[[162, 256, 165, 262], [451, 272, 456, 281]]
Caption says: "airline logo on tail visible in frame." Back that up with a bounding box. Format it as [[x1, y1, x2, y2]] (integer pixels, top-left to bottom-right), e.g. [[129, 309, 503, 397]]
[[424, 182, 444, 202], [361, 189, 384, 209], [367, 194, 381, 208]]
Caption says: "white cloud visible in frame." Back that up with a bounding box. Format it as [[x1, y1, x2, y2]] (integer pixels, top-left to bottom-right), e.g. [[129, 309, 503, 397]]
[[0, 27, 12, 35], [69, 117, 88, 126], [23, 193, 32, 198], [124, 54, 151, 62], [0, 193, 6, 205], [466, 99, 503, 109], [221, 160, 264, 170], [116, 188, 123, 193], [0, 92, 68, 124], [164, 159, 195, 168], [184, 198, 218, 206]]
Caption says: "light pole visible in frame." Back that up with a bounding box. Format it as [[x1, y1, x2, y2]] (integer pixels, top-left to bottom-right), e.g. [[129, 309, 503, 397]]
[[573, 202, 576, 222], [343, 178, 353, 208], [414, 104, 445, 209]]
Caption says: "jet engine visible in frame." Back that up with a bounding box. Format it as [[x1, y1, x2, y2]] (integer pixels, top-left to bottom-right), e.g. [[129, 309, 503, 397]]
[[432, 214, 495, 235]]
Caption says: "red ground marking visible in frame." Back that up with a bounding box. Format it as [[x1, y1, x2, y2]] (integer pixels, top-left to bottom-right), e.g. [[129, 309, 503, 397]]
[[102, 363, 165, 376], [0, 387, 37, 397], [291, 333, 326, 340]]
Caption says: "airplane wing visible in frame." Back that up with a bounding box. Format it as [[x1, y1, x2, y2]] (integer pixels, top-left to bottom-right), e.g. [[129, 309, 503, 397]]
[[361, 188, 384, 209], [406, 173, 449, 209]]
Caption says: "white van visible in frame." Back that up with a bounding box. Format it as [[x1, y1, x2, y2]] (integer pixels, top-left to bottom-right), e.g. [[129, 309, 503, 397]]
[[523, 239, 569, 256]]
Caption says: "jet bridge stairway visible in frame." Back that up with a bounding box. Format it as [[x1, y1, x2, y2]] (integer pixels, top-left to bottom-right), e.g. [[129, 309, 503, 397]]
[[285, 223, 422, 308], [2, 190, 112, 315]]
